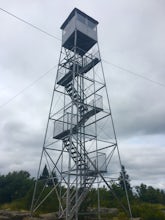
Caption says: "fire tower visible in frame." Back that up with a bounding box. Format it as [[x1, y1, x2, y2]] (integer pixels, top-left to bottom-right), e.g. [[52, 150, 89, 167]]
[[31, 8, 132, 220]]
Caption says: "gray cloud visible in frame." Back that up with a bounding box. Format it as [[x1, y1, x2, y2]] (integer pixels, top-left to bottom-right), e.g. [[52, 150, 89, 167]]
[[119, 139, 165, 188], [0, 0, 165, 188]]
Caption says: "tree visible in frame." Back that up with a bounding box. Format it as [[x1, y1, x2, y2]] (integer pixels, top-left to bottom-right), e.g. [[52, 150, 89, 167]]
[[118, 165, 132, 194], [40, 165, 49, 180], [0, 170, 34, 204], [40, 165, 58, 186], [135, 184, 165, 204]]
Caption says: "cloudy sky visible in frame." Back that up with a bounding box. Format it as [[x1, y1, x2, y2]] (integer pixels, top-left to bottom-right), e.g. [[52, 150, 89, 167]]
[[0, 0, 165, 189]]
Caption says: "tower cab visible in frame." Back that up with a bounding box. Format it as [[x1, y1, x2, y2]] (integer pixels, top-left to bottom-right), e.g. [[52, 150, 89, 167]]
[[61, 8, 98, 56]]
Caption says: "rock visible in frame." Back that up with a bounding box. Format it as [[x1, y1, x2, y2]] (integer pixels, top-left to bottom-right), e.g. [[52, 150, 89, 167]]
[[40, 212, 57, 220], [89, 207, 118, 214], [101, 208, 118, 214], [0, 210, 30, 220], [131, 218, 141, 220], [0, 216, 10, 220], [23, 217, 40, 220]]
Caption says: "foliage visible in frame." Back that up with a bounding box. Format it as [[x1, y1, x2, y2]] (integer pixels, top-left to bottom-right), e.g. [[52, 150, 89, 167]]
[[31, 181, 59, 213], [132, 203, 165, 220], [0, 168, 165, 220], [0, 171, 34, 205], [135, 183, 165, 204], [118, 165, 132, 194], [40, 165, 49, 180], [39, 164, 59, 186]]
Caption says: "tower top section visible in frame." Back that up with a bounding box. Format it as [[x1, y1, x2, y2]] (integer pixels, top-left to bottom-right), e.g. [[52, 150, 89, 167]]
[[60, 8, 99, 56], [61, 8, 98, 30]]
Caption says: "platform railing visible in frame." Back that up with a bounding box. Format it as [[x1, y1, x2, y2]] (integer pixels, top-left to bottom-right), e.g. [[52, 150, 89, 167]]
[[87, 152, 107, 173], [88, 94, 103, 110], [57, 52, 100, 84], [83, 51, 100, 67], [53, 113, 78, 138]]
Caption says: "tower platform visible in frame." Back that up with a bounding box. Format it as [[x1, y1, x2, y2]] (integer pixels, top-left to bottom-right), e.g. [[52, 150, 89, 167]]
[[57, 57, 100, 86], [53, 106, 102, 140]]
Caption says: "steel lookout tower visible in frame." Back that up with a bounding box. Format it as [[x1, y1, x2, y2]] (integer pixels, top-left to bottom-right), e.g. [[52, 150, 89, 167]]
[[31, 8, 132, 220]]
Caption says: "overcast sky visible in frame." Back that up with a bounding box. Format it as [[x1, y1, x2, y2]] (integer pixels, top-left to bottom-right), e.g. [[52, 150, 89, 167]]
[[0, 0, 165, 189]]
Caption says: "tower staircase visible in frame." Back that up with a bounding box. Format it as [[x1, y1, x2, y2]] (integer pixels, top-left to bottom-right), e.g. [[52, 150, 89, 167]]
[[64, 82, 88, 115], [53, 55, 102, 219], [63, 137, 87, 169], [60, 137, 97, 220], [54, 54, 102, 140]]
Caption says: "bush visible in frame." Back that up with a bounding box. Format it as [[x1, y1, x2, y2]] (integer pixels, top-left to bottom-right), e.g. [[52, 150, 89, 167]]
[[132, 203, 165, 220]]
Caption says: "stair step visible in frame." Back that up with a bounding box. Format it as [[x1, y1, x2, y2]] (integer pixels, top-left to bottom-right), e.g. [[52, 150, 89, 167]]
[[67, 89, 72, 93], [71, 152, 77, 156], [73, 94, 78, 98]]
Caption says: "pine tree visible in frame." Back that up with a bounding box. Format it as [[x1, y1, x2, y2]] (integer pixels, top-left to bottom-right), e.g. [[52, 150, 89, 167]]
[[118, 165, 132, 193], [40, 165, 49, 180]]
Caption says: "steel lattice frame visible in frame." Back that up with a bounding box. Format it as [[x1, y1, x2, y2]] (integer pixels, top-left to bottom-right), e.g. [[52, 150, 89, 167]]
[[31, 14, 132, 220]]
